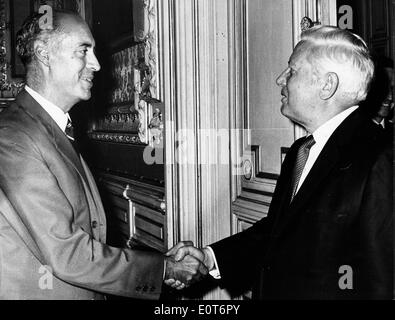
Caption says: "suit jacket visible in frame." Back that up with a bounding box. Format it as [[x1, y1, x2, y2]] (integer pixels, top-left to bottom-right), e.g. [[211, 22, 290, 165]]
[[376, 119, 393, 143], [0, 90, 164, 300], [211, 108, 393, 299]]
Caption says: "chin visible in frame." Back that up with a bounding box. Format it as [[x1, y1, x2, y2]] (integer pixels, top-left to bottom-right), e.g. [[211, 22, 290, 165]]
[[281, 106, 299, 124], [79, 90, 92, 101], [280, 103, 289, 116]]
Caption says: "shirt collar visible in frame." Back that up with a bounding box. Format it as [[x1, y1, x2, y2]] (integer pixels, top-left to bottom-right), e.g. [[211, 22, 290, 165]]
[[25, 85, 69, 132], [372, 118, 385, 128], [311, 106, 359, 147]]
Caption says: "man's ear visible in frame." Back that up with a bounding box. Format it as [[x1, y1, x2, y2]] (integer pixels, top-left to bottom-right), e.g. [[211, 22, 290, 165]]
[[34, 41, 50, 67], [320, 72, 339, 100]]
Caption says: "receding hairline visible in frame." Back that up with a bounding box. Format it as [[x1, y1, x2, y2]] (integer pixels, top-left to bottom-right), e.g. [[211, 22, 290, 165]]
[[47, 12, 94, 50], [53, 11, 88, 34]]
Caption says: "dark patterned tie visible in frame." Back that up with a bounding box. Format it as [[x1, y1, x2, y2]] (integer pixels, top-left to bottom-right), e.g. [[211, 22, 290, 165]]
[[290, 135, 316, 201], [65, 118, 79, 154], [65, 118, 74, 141]]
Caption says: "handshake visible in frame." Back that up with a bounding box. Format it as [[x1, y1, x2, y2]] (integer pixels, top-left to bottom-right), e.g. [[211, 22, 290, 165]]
[[163, 241, 215, 290]]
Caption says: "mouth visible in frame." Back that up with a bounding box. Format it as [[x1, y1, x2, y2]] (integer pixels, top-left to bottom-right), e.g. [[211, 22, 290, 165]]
[[280, 90, 288, 103], [81, 77, 94, 88], [82, 77, 93, 82]]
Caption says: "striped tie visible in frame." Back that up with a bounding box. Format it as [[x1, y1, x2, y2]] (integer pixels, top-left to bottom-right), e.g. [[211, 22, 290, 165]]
[[290, 135, 315, 201], [65, 118, 79, 154], [66, 118, 74, 141]]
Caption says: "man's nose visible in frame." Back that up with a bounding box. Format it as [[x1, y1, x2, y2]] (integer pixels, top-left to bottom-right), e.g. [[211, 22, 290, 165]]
[[88, 52, 101, 72], [276, 69, 287, 87]]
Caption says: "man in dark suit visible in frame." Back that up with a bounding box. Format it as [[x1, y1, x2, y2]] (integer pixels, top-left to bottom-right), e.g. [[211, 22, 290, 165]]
[[167, 26, 393, 299], [362, 57, 394, 139], [0, 10, 206, 299]]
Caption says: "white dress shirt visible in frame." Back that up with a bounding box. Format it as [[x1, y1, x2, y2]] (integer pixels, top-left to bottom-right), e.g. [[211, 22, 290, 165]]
[[372, 118, 385, 129], [208, 105, 359, 279], [25, 85, 70, 133], [295, 106, 358, 193]]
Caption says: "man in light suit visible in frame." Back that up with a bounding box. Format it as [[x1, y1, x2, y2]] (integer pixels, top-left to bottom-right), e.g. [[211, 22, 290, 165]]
[[0, 10, 206, 299], [168, 26, 393, 299]]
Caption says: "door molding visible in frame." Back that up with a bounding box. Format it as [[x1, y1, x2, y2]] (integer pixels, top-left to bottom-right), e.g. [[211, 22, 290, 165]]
[[162, 0, 338, 300], [162, 0, 233, 300]]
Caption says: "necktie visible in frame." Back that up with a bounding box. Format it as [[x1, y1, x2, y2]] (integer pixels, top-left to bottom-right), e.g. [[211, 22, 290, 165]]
[[65, 118, 79, 154], [290, 135, 316, 201], [65, 118, 75, 141]]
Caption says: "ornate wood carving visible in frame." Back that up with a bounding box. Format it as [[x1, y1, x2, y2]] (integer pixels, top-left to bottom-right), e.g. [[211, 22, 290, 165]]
[[0, 0, 25, 99], [88, 0, 161, 147], [138, 0, 160, 101]]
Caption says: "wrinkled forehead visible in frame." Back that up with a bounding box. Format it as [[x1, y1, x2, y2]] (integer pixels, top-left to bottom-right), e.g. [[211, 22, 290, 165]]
[[56, 13, 95, 44], [289, 41, 310, 65]]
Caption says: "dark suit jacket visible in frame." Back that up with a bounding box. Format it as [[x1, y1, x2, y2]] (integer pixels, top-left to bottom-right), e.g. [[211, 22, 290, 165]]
[[0, 90, 164, 300], [211, 108, 393, 299], [375, 119, 393, 143]]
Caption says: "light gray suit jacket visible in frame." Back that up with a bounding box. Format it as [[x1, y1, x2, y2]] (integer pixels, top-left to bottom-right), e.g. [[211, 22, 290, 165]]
[[0, 90, 164, 300]]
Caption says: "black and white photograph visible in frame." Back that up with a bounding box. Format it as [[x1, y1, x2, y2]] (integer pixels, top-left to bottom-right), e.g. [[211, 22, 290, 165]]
[[0, 0, 393, 315]]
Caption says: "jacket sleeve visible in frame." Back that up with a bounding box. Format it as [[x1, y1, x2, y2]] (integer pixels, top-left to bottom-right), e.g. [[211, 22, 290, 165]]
[[209, 140, 300, 294], [0, 126, 164, 299]]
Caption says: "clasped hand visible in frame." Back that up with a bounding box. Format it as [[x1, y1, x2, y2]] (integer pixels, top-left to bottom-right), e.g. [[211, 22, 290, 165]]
[[164, 241, 213, 290]]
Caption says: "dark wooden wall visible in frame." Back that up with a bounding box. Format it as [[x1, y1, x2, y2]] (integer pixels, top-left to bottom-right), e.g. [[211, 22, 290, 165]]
[[72, 0, 166, 253]]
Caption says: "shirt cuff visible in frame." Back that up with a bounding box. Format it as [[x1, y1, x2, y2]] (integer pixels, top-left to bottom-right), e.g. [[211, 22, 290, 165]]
[[205, 246, 221, 279]]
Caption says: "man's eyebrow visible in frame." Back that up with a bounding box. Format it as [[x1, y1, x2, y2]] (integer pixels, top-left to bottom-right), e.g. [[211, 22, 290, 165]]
[[77, 42, 94, 48]]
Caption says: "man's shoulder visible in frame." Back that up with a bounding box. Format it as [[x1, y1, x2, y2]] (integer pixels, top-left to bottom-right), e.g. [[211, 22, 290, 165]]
[[374, 141, 393, 167], [0, 100, 46, 146], [354, 124, 392, 175], [1, 96, 33, 122], [349, 110, 391, 148], [1, 89, 44, 121]]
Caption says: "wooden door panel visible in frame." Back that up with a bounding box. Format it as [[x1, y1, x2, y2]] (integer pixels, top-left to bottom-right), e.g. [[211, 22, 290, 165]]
[[82, 0, 165, 251]]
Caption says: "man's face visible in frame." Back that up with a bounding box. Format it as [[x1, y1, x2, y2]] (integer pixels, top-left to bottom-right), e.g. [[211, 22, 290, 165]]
[[276, 43, 320, 128], [376, 67, 394, 119], [377, 92, 394, 118], [47, 16, 100, 110]]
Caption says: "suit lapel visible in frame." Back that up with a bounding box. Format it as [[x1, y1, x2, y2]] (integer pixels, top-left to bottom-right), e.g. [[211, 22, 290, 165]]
[[288, 138, 340, 214], [15, 90, 89, 184], [273, 108, 371, 231]]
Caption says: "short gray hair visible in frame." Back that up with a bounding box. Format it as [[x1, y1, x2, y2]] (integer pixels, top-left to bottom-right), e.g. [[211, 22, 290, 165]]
[[16, 10, 75, 67], [298, 25, 374, 103]]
